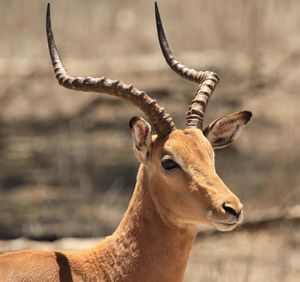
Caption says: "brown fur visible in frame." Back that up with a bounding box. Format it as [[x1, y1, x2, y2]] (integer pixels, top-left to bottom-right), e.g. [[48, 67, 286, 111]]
[[0, 128, 247, 281]]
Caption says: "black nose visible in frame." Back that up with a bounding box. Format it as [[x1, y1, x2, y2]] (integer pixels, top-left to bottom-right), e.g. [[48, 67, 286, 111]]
[[222, 203, 242, 218]]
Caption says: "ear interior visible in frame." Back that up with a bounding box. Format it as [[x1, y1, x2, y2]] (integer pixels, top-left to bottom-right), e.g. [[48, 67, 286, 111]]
[[129, 116, 152, 162], [203, 111, 252, 149]]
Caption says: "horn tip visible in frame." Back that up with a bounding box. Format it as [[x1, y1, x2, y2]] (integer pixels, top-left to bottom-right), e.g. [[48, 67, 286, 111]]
[[46, 2, 51, 23], [154, 2, 160, 19]]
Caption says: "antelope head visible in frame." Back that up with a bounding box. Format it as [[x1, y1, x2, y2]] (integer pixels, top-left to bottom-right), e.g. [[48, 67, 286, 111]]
[[46, 2, 251, 232]]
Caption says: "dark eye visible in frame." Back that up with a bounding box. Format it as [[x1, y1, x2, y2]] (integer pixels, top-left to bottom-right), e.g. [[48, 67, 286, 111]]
[[161, 157, 180, 170]]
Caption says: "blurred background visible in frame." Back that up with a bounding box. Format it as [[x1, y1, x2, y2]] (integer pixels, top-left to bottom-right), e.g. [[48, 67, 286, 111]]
[[0, 0, 299, 281]]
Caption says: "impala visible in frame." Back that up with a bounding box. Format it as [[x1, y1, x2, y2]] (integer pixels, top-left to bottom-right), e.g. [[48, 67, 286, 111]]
[[0, 2, 252, 282]]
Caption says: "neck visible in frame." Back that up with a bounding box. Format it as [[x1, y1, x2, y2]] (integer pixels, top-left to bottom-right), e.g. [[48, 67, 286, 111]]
[[96, 165, 197, 282]]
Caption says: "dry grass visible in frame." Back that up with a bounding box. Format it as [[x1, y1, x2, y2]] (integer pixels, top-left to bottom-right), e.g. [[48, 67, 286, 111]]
[[186, 223, 300, 282]]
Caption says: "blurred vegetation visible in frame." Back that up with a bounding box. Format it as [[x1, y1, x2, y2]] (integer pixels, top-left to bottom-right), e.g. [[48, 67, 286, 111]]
[[0, 0, 299, 281], [0, 1, 299, 276]]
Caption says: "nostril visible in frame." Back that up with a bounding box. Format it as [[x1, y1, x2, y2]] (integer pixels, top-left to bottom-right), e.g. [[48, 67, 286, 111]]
[[222, 203, 241, 218]]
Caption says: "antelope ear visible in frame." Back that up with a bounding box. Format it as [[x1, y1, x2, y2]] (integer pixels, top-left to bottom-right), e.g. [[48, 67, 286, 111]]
[[129, 116, 152, 163], [203, 111, 252, 149]]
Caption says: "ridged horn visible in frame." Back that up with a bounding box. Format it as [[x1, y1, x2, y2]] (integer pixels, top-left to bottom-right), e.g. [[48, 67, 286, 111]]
[[46, 3, 175, 137], [155, 2, 219, 129]]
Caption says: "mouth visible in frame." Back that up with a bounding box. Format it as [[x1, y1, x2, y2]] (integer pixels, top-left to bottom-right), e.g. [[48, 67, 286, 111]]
[[207, 209, 243, 232], [212, 220, 239, 232]]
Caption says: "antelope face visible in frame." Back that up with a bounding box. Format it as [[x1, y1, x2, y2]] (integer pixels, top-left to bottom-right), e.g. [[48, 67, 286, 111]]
[[47, 1, 252, 232], [130, 111, 251, 231]]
